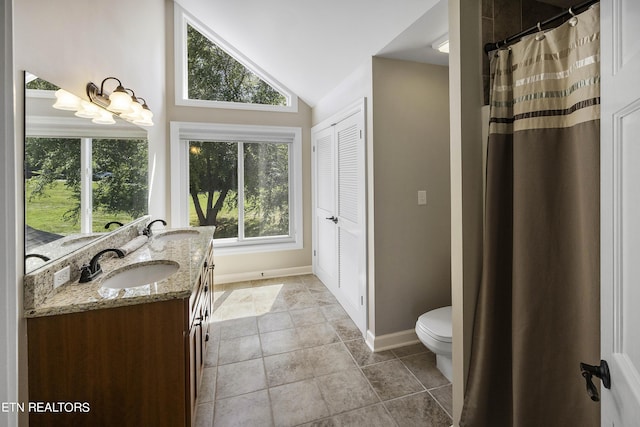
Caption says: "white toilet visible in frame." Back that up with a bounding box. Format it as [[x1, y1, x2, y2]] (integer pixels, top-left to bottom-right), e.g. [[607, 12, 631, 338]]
[[415, 306, 453, 382]]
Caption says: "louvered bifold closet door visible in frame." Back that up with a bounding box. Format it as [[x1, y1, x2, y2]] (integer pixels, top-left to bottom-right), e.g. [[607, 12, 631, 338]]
[[335, 113, 364, 324], [313, 126, 338, 288]]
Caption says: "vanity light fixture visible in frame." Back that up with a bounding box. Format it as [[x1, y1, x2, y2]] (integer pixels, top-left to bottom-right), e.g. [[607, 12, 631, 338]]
[[52, 77, 154, 126], [86, 77, 154, 126], [431, 34, 450, 54]]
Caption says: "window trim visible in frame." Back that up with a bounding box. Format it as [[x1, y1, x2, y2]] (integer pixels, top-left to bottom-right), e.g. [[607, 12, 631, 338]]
[[170, 121, 303, 255], [174, 4, 298, 113]]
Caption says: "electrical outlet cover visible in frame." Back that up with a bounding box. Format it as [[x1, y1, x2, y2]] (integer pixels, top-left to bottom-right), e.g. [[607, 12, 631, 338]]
[[418, 190, 427, 205], [53, 266, 71, 289]]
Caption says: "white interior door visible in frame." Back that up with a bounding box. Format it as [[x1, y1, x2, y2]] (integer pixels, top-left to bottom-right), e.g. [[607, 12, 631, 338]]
[[601, 0, 640, 424], [335, 113, 366, 333], [313, 126, 337, 288]]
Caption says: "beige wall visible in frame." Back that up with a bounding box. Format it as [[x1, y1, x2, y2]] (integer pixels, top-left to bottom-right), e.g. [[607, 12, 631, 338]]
[[164, 2, 313, 278], [371, 57, 452, 336]]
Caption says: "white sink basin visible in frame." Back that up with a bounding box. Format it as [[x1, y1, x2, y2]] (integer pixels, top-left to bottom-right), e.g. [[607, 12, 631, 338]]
[[154, 229, 200, 242], [101, 261, 179, 289], [61, 234, 102, 247]]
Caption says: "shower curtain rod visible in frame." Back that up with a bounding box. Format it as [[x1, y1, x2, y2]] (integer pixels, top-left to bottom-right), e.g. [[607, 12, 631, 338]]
[[483, 0, 599, 54]]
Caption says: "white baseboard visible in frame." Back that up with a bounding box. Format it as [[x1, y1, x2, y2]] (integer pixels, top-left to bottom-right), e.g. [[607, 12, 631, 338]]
[[214, 265, 313, 285], [365, 329, 420, 352]]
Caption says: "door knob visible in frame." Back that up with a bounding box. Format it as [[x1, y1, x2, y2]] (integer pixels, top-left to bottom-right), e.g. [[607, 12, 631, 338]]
[[580, 359, 611, 402], [325, 216, 338, 224]]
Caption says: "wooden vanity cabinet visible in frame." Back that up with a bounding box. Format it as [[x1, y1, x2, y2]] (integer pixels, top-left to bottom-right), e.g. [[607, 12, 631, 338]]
[[186, 239, 214, 423], [27, 242, 214, 427]]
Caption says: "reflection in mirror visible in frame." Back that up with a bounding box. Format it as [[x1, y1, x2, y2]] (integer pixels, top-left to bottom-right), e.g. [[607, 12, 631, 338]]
[[24, 72, 149, 273]]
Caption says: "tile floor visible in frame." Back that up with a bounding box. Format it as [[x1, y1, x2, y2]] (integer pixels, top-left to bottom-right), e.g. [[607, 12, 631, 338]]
[[194, 274, 452, 427]]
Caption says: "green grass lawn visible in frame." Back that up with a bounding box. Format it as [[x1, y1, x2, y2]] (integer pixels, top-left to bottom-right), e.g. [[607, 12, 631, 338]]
[[26, 179, 136, 235], [27, 181, 286, 238], [189, 191, 288, 239]]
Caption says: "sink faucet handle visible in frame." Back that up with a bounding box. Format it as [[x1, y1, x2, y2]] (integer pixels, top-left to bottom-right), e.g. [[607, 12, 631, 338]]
[[143, 219, 167, 236], [79, 248, 125, 283]]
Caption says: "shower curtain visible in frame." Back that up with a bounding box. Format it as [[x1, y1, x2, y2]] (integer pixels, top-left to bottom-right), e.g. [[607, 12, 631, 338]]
[[461, 5, 600, 427]]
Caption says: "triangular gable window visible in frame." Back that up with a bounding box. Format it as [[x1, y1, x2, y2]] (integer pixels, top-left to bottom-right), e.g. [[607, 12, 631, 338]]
[[187, 25, 287, 106], [175, 6, 297, 112]]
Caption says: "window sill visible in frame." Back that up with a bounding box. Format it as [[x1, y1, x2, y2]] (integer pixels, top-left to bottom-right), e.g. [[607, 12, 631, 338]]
[[213, 238, 303, 256], [175, 97, 299, 113]]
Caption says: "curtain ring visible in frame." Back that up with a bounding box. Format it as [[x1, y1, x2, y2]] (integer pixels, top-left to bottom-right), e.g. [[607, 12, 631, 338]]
[[568, 7, 579, 27], [535, 22, 546, 41]]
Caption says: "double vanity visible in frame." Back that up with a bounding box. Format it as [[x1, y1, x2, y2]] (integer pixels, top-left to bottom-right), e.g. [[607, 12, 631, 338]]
[[24, 218, 215, 426]]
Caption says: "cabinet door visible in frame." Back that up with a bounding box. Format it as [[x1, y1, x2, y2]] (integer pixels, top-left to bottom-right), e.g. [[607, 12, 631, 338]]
[[187, 324, 199, 425]]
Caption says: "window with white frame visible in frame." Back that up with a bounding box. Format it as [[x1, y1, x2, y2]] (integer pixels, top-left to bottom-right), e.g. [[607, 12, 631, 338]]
[[174, 4, 298, 112], [171, 122, 303, 254]]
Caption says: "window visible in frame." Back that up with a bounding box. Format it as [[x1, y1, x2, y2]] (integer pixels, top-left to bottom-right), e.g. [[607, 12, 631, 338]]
[[174, 5, 298, 112], [171, 122, 302, 254], [25, 136, 148, 240]]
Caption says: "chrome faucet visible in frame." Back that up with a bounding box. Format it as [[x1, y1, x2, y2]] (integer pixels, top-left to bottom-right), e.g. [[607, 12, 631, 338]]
[[104, 221, 124, 230], [79, 248, 125, 283], [143, 219, 167, 237]]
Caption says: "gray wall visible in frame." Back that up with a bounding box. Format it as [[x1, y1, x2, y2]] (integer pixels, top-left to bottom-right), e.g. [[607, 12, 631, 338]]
[[371, 57, 451, 336]]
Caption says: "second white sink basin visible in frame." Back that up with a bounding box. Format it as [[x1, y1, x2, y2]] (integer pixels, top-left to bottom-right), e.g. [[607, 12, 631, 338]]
[[154, 229, 199, 242], [101, 261, 179, 289]]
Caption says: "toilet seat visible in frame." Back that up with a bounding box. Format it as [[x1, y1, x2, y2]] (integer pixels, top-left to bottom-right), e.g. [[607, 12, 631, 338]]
[[415, 305, 453, 382], [417, 306, 452, 343]]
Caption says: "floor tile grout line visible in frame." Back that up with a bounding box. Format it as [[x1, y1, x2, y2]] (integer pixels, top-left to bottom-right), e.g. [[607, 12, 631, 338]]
[[395, 350, 453, 422], [345, 340, 404, 427], [428, 383, 454, 418], [426, 386, 454, 420], [396, 354, 428, 393], [256, 326, 277, 427], [355, 364, 401, 427]]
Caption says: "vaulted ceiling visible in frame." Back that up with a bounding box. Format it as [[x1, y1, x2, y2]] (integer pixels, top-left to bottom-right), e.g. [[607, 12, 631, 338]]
[[175, 0, 449, 107]]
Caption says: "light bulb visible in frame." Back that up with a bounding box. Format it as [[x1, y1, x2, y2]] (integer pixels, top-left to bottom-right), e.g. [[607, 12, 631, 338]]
[[75, 100, 101, 118], [52, 89, 81, 111], [107, 87, 133, 113], [133, 108, 154, 127], [121, 101, 143, 122], [92, 109, 115, 124]]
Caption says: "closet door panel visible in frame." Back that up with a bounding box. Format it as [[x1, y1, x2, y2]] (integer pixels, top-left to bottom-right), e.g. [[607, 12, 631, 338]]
[[313, 127, 337, 289], [335, 113, 365, 332]]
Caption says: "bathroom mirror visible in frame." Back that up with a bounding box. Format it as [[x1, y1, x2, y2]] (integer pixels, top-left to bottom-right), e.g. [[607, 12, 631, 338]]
[[24, 72, 149, 273]]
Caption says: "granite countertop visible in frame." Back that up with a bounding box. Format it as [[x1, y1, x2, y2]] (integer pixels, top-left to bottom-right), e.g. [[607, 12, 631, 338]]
[[25, 227, 215, 318]]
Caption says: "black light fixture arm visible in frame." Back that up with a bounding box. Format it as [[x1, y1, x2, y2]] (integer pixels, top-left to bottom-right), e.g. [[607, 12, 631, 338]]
[[99, 77, 124, 95], [483, 0, 599, 54]]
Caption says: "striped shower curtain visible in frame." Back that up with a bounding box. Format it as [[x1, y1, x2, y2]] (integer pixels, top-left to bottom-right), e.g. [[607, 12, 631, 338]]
[[461, 4, 600, 426]]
